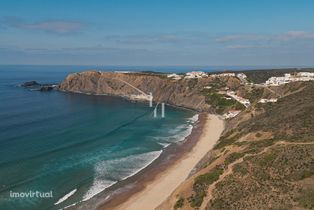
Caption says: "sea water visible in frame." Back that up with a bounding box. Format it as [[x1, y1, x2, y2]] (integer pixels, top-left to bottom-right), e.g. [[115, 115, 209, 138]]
[[0, 65, 197, 210]]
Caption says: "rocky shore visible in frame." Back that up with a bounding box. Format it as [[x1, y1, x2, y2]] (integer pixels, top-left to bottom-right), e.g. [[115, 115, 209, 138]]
[[20, 81, 57, 91]]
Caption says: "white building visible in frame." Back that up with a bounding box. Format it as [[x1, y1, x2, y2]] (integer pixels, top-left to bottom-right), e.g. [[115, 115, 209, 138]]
[[259, 98, 278, 103], [265, 72, 314, 86], [265, 76, 290, 86], [297, 72, 314, 77], [167, 73, 182, 80], [226, 91, 251, 107], [114, 71, 130, 74], [236, 73, 247, 79], [223, 110, 241, 119], [185, 71, 208, 79], [210, 73, 236, 78]]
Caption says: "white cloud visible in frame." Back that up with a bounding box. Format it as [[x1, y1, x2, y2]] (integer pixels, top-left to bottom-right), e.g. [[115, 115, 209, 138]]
[[279, 31, 314, 41], [216, 31, 314, 44], [104, 34, 183, 44], [225, 45, 253, 49], [216, 34, 266, 43], [0, 17, 85, 34], [18, 21, 84, 34]]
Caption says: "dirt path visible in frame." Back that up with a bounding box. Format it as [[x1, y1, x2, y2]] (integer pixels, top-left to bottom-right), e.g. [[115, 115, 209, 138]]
[[200, 140, 314, 209]]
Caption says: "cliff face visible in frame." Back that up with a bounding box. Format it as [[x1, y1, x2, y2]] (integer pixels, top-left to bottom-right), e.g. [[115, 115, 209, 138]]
[[59, 71, 212, 111]]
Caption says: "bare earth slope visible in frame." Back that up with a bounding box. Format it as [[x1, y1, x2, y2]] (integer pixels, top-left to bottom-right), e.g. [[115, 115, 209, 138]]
[[59, 71, 212, 111]]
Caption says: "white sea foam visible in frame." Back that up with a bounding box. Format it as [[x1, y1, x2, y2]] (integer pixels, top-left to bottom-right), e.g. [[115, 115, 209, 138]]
[[54, 189, 77, 205], [174, 124, 193, 143], [80, 115, 199, 203], [82, 150, 162, 202], [82, 180, 117, 202], [154, 114, 198, 146], [158, 142, 171, 148], [168, 124, 188, 135], [62, 202, 78, 209], [188, 114, 199, 123], [121, 150, 163, 181]]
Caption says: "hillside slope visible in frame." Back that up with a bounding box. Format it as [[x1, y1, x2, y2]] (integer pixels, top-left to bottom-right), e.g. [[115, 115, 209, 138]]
[[159, 81, 314, 210], [59, 70, 249, 113], [59, 71, 211, 111]]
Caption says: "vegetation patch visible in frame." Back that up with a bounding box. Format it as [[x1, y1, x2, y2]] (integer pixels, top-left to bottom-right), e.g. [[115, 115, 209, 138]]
[[189, 166, 224, 208], [244, 139, 275, 154], [297, 188, 314, 209], [213, 135, 240, 150], [233, 163, 248, 176], [224, 152, 245, 166], [203, 92, 245, 114], [258, 153, 277, 167], [174, 197, 184, 209], [244, 88, 264, 103]]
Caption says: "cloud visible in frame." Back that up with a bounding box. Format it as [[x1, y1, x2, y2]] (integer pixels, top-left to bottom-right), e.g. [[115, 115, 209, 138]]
[[104, 34, 181, 44], [216, 31, 314, 43], [102, 33, 202, 45], [279, 31, 314, 41], [225, 45, 253, 49], [61, 44, 150, 54], [225, 44, 272, 50], [216, 34, 266, 43], [19, 21, 84, 34], [0, 16, 85, 34]]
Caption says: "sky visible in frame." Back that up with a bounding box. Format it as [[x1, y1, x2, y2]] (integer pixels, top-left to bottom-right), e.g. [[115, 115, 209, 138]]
[[0, 0, 314, 66]]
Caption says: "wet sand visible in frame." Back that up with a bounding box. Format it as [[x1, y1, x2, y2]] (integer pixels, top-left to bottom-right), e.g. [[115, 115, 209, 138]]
[[97, 114, 224, 210]]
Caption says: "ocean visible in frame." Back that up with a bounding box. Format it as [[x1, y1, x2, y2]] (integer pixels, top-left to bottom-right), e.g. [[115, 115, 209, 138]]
[[0, 65, 198, 210]]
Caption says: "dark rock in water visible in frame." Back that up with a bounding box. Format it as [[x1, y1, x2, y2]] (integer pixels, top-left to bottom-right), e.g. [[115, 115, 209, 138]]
[[39, 86, 53, 91], [21, 81, 40, 87], [20, 81, 57, 91]]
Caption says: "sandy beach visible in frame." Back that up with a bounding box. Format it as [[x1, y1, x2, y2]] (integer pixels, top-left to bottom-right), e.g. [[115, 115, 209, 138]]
[[107, 114, 224, 210]]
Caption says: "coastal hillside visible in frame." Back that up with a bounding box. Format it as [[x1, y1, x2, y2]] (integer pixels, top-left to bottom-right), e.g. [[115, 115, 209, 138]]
[[59, 70, 250, 113], [59, 70, 296, 116], [236, 68, 314, 84], [159, 81, 314, 210], [59, 71, 210, 111]]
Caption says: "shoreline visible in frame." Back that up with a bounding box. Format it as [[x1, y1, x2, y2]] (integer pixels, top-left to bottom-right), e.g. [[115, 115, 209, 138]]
[[95, 113, 224, 210], [74, 113, 205, 210], [58, 89, 206, 113]]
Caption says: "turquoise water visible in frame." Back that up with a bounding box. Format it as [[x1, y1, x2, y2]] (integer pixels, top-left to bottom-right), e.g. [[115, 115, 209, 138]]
[[0, 66, 196, 210]]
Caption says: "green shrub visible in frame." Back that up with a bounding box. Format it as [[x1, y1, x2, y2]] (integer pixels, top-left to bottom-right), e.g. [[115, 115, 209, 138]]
[[293, 170, 314, 181], [189, 166, 224, 207], [174, 197, 184, 209], [214, 136, 237, 150], [298, 188, 314, 209], [259, 153, 277, 166], [210, 198, 226, 210], [233, 163, 248, 176], [244, 139, 274, 154], [204, 93, 241, 114], [224, 152, 245, 165]]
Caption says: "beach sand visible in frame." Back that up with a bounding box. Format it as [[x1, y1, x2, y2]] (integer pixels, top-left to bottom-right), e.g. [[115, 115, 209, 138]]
[[105, 114, 224, 210]]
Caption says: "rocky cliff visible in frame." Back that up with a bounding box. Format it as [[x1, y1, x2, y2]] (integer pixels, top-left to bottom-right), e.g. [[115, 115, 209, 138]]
[[59, 70, 212, 112]]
